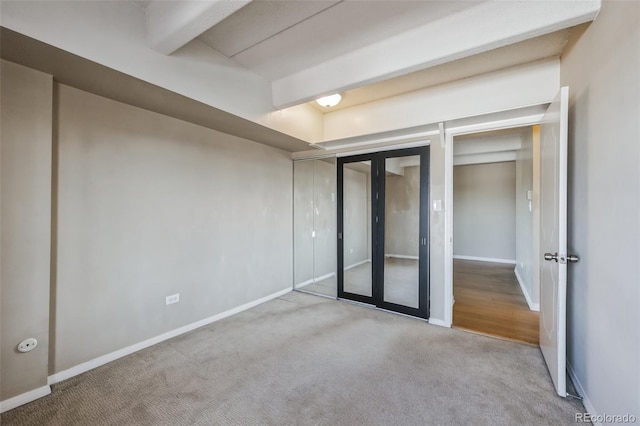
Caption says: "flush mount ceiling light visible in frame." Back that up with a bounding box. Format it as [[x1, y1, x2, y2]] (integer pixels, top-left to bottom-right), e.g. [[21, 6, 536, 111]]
[[315, 93, 342, 107]]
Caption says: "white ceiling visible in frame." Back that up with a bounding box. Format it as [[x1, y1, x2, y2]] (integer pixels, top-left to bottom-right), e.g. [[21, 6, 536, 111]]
[[453, 127, 529, 166], [134, 0, 599, 111], [310, 29, 570, 113], [197, 0, 477, 80]]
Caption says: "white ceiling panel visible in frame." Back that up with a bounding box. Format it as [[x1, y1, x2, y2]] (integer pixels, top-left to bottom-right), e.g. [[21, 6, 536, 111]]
[[200, 0, 477, 80], [198, 0, 342, 58]]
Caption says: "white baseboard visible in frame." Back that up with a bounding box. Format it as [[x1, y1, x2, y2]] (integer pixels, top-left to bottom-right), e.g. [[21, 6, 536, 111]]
[[344, 259, 370, 271], [294, 272, 336, 289], [567, 362, 599, 424], [0, 385, 51, 413], [428, 317, 450, 328], [294, 278, 314, 288], [384, 254, 419, 260], [48, 287, 291, 386], [453, 255, 516, 264], [514, 267, 540, 311]]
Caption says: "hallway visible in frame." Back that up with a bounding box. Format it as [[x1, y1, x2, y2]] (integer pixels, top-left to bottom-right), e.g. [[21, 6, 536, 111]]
[[453, 259, 539, 345]]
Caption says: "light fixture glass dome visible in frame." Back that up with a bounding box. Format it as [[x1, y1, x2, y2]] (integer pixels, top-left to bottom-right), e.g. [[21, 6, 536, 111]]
[[315, 94, 342, 107]]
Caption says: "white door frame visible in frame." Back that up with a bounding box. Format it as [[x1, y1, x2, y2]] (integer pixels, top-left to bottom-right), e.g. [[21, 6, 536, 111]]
[[442, 112, 546, 327]]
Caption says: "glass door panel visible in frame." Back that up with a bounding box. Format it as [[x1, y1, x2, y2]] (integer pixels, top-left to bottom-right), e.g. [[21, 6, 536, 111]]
[[310, 157, 337, 297], [340, 160, 373, 299], [383, 155, 421, 309]]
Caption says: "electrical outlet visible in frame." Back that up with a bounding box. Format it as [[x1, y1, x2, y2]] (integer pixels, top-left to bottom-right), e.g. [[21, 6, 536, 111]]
[[18, 338, 37, 353], [166, 293, 180, 305]]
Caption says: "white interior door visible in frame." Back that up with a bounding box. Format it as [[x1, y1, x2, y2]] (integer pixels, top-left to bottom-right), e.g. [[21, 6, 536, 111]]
[[539, 86, 569, 397]]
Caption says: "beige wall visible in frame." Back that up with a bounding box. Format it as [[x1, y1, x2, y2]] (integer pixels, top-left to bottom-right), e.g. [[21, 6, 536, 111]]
[[0, 60, 53, 400], [1, 63, 295, 401], [453, 162, 516, 261], [51, 84, 293, 372], [561, 0, 640, 417]]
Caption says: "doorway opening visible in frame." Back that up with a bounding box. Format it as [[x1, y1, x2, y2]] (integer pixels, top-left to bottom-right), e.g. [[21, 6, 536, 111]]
[[337, 146, 430, 319], [451, 126, 540, 345]]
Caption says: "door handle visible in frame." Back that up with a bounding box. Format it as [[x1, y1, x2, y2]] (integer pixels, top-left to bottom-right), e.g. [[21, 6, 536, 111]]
[[544, 252, 580, 263]]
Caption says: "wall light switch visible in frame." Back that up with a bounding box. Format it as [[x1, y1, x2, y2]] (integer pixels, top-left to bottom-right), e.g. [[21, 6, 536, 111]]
[[526, 190, 533, 201], [166, 293, 180, 305], [432, 200, 442, 212]]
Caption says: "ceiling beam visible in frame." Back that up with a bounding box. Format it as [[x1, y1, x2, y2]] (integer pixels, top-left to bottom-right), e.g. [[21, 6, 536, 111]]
[[272, 0, 601, 109], [146, 0, 253, 55]]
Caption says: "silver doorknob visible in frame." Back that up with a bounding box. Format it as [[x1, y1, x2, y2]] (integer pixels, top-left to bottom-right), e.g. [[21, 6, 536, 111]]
[[567, 254, 580, 263], [544, 252, 558, 262]]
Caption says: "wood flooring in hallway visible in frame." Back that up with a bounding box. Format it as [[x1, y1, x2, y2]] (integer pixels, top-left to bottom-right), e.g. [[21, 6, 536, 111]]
[[453, 259, 539, 345]]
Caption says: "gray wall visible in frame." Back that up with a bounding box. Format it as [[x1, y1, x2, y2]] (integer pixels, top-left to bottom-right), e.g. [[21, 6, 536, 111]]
[[0, 61, 52, 400], [561, 0, 640, 417], [515, 128, 538, 307], [385, 166, 420, 257], [453, 161, 516, 261], [50, 84, 293, 373]]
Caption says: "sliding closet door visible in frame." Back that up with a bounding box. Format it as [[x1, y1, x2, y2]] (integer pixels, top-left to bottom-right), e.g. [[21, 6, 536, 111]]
[[338, 147, 429, 318], [378, 148, 430, 318]]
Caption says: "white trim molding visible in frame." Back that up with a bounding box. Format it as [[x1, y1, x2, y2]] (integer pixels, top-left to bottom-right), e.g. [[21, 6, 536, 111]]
[[568, 362, 599, 425], [453, 255, 516, 264], [514, 267, 540, 311], [444, 108, 547, 329], [344, 259, 371, 271], [48, 287, 291, 386], [294, 272, 336, 289], [428, 317, 450, 328], [0, 385, 51, 413]]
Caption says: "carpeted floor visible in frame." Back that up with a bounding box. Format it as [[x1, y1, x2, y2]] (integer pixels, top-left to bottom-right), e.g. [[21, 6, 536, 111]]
[[2, 291, 584, 426]]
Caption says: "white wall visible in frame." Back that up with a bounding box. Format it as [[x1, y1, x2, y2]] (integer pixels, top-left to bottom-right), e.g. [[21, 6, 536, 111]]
[[323, 58, 560, 140], [453, 162, 516, 262], [429, 135, 446, 322], [0, 60, 53, 402], [515, 127, 538, 309], [51, 84, 293, 373], [561, 0, 640, 418]]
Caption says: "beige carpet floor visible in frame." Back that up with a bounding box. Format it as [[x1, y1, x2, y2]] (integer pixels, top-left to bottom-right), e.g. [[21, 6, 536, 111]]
[[2, 291, 584, 426]]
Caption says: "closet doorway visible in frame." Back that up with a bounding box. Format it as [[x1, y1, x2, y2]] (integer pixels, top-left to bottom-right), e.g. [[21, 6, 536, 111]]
[[337, 147, 430, 319]]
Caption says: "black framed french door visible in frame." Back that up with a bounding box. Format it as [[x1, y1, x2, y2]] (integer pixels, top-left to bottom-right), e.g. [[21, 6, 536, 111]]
[[337, 146, 430, 319]]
